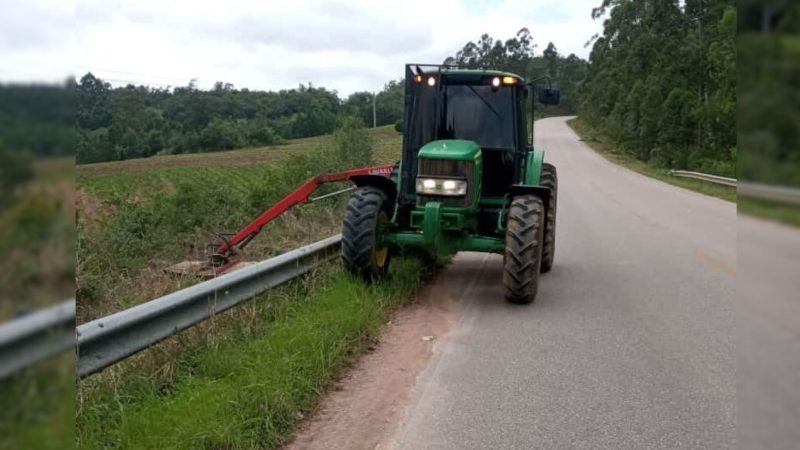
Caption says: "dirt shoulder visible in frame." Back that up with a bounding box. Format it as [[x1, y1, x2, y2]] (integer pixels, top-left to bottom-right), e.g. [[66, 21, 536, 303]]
[[285, 280, 457, 450]]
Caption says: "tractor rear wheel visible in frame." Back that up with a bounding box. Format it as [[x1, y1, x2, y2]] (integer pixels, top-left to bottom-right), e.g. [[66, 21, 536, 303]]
[[503, 194, 545, 304], [540, 162, 558, 273], [342, 186, 392, 282]]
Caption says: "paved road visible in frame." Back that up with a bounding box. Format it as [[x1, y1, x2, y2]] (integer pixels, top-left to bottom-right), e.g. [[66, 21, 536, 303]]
[[394, 117, 736, 449], [738, 216, 800, 450]]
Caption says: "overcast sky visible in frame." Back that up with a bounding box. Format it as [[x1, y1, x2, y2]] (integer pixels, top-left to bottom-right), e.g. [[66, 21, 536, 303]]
[[1, 0, 604, 96]]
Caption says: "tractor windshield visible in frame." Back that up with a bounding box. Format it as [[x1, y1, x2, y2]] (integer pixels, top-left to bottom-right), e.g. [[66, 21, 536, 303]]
[[406, 81, 516, 151], [442, 85, 514, 150]]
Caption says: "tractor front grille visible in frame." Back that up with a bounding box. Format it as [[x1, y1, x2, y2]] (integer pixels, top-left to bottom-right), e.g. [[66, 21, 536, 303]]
[[416, 158, 476, 207]]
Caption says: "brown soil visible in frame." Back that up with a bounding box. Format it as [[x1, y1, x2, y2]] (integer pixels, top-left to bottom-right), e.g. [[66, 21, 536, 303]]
[[76, 189, 113, 229], [284, 280, 457, 450]]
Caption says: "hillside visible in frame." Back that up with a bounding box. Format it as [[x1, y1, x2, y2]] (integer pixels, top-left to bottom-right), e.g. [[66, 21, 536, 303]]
[[77, 124, 401, 323]]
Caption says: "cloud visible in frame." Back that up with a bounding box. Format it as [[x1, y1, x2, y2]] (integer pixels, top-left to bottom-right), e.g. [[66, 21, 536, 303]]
[[0, 0, 74, 82], [2, 0, 604, 94]]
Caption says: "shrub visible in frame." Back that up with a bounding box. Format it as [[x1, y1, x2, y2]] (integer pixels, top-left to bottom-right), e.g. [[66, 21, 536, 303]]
[[0, 144, 32, 205], [331, 116, 373, 171]]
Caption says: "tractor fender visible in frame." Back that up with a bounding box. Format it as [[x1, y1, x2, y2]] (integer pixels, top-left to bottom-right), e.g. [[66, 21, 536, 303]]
[[508, 184, 551, 204], [524, 148, 546, 185], [350, 175, 398, 204]]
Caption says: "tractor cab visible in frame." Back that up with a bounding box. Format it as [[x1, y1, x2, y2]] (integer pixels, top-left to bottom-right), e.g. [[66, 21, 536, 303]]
[[400, 66, 528, 204]]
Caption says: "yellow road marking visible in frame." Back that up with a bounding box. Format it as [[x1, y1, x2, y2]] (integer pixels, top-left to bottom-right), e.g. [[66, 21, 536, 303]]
[[694, 248, 736, 276]]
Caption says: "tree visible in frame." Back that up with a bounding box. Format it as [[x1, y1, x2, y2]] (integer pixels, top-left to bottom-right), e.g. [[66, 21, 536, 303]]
[[77, 73, 112, 130], [0, 143, 32, 208], [580, 0, 735, 175], [444, 29, 587, 116]]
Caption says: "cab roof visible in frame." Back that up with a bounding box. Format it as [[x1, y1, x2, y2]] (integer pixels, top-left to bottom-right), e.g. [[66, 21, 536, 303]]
[[409, 64, 525, 83], [439, 68, 524, 81]]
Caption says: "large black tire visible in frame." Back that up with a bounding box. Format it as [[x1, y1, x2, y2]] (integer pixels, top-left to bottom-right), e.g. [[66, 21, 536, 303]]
[[540, 162, 558, 273], [503, 195, 545, 304], [342, 186, 392, 282]]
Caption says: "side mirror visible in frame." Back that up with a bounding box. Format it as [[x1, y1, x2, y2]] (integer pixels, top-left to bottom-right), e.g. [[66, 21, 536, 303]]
[[538, 88, 560, 105]]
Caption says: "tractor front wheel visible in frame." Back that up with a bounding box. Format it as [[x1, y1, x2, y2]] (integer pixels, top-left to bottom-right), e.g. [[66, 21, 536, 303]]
[[342, 186, 392, 282], [503, 195, 545, 304]]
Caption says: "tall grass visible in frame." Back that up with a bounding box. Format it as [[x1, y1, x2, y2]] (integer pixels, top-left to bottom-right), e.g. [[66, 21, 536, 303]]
[[77, 258, 430, 449], [0, 354, 75, 450], [77, 118, 382, 321], [76, 119, 426, 449], [0, 156, 75, 450]]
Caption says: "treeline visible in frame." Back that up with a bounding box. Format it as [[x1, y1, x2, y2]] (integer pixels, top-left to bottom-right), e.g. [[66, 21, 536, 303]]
[[76, 74, 404, 164], [444, 28, 588, 115], [0, 82, 73, 158], [738, 1, 800, 186], [0, 82, 73, 208], [581, 0, 736, 176], [0, 83, 74, 313], [76, 30, 586, 165]]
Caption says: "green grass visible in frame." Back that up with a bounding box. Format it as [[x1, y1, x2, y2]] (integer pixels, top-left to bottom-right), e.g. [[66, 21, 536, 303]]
[[77, 125, 401, 178], [77, 257, 429, 450], [75, 123, 424, 449], [1, 157, 74, 321], [78, 125, 401, 206], [76, 125, 402, 322], [738, 197, 800, 228], [0, 354, 75, 450], [0, 155, 75, 450], [567, 117, 736, 203]]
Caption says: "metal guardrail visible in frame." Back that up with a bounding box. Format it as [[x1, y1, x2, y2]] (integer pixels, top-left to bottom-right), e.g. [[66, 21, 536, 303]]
[[669, 170, 737, 187], [670, 170, 800, 206], [0, 299, 75, 380], [738, 182, 800, 206], [76, 235, 342, 378]]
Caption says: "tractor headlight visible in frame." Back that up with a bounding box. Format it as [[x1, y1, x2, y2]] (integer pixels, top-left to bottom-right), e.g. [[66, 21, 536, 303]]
[[415, 178, 468, 196]]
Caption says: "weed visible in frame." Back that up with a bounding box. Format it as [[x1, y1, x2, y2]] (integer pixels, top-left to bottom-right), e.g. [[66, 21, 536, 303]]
[[76, 124, 416, 449], [76, 125, 402, 322], [77, 259, 430, 449]]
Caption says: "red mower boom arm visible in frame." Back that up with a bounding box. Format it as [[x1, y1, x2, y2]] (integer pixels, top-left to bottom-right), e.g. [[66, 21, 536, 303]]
[[210, 163, 396, 273]]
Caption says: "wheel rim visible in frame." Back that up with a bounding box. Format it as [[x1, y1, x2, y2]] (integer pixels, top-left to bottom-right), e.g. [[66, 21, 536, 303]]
[[375, 212, 389, 268]]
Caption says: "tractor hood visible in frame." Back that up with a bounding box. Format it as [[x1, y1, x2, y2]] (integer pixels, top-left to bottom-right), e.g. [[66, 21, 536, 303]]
[[418, 140, 481, 161]]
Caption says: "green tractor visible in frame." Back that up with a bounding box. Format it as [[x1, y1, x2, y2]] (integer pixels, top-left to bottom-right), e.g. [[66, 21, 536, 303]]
[[342, 64, 560, 304]]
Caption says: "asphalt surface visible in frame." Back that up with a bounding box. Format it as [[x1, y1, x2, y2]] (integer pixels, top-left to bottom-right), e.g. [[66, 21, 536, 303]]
[[738, 216, 800, 450], [394, 117, 736, 449]]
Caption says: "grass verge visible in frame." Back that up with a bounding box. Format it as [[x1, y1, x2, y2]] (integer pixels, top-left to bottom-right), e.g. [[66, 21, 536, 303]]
[[0, 353, 75, 450], [738, 197, 800, 228], [0, 155, 75, 450], [567, 117, 736, 203], [76, 124, 402, 322], [76, 125, 401, 178], [77, 256, 430, 449]]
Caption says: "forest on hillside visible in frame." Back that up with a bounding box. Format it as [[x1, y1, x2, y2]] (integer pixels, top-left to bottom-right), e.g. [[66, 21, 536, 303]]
[[580, 0, 736, 176], [738, 0, 800, 186], [0, 82, 73, 166], [443, 28, 588, 116], [72, 28, 586, 165], [75, 75, 404, 164]]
